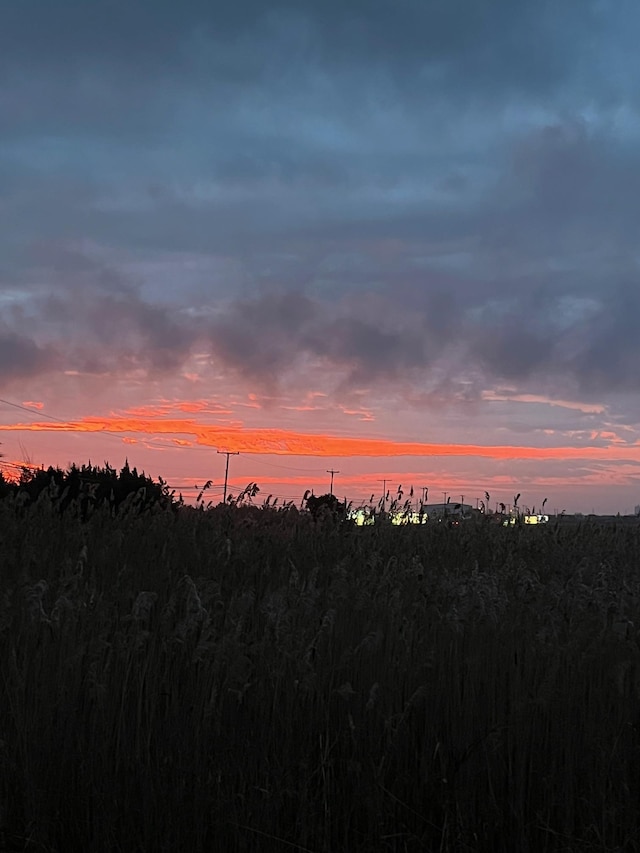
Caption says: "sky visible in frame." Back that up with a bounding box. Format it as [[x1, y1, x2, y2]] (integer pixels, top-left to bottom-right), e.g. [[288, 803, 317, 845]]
[[1, 0, 640, 514]]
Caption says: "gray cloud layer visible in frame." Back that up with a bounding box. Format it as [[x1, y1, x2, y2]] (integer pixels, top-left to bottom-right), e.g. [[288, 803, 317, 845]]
[[3, 257, 638, 403], [0, 329, 55, 382], [1, 1, 639, 411]]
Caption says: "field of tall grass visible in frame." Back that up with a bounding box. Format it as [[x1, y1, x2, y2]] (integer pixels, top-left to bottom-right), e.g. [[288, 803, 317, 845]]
[[1, 491, 640, 852]]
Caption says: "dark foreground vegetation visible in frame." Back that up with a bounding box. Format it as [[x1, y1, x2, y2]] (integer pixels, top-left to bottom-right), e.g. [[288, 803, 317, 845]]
[[1, 481, 640, 852]]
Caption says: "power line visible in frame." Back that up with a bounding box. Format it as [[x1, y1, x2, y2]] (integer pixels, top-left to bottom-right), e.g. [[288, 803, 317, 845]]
[[248, 455, 326, 473], [0, 399, 331, 467], [0, 397, 161, 445], [0, 398, 70, 423], [0, 400, 344, 502], [0, 398, 484, 509], [0, 397, 212, 454]]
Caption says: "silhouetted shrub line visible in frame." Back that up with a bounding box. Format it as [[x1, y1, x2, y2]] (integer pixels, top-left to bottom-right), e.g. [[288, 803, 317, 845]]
[[0, 460, 177, 519]]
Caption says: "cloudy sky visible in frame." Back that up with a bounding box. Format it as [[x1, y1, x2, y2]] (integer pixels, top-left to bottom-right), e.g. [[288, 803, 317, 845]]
[[1, 0, 640, 513]]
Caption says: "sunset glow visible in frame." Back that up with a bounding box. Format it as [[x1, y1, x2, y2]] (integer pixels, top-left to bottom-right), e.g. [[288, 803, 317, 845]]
[[2, 1, 640, 513], [3, 416, 640, 463]]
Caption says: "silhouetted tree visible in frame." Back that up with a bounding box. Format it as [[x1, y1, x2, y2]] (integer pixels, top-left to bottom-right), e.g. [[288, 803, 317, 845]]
[[305, 493, 347, 522], [5, 461, 176, 518]]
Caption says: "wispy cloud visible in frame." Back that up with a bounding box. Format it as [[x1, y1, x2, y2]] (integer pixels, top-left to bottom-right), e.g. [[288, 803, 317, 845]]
[[3, 416, 640, 463], [481, 391, 606, 415]]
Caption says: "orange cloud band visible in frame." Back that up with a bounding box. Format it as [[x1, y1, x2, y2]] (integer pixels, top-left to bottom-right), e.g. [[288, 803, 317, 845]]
[[2, 416, 640, 462]]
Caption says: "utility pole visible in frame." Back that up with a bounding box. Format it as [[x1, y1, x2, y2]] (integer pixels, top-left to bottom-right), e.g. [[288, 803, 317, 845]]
[[326, 469, 340, 496], [379, 479, 388, 511], [217, 450, 239, 503]]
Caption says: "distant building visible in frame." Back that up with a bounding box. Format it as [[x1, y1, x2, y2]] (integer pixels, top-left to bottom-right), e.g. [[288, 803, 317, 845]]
[[348, 502, 475, 526], [421, 503, 473, 520]]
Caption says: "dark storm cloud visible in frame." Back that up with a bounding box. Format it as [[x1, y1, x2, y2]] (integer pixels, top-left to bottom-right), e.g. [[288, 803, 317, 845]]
[[564, 286, 640, 396], [3, 246, 640, 400], [54, 287, 192, 374], [204, 289, 446, 387], [203, 273, 640, 398], [0, 330, 56, 384], [0, 246, 193, 377], [461, 278, 640, 398], [207, 287, 464, 388]]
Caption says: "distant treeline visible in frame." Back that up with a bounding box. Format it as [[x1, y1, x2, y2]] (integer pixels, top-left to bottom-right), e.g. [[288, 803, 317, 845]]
[[0, 461, 351, 522], [0, 461, 176, 515]]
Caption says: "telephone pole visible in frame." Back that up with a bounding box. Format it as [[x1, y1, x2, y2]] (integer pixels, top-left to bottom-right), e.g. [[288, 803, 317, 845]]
[[379, 479, 388, 511], [326, 469, 340, 496], [217, 450, 239, 503]]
